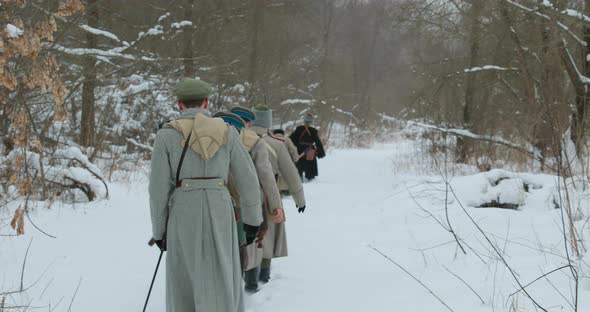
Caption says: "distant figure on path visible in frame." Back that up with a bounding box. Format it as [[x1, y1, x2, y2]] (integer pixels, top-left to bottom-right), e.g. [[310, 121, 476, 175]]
[[149, 78, 262, 312], [289, 112, 325, 181]]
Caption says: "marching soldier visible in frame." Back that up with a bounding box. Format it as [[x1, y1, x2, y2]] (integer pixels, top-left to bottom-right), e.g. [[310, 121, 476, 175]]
[[249, 105, 307, 285], [149, 79, 262, 312], [213, 110, 284, 293], [273, 129, 299, 162], [272, 129, 299, 194]]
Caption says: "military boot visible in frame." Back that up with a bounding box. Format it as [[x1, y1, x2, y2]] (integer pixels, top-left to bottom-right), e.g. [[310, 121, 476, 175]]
[[244, 268, 259, 293], [259, 267, 270, 284]]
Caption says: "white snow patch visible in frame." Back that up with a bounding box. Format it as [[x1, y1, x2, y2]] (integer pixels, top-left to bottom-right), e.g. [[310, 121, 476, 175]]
[[145, 25, 164, 36], [158, 12, 171, 23], [6, 24, 23, 38], [171, 21, 193, 29]]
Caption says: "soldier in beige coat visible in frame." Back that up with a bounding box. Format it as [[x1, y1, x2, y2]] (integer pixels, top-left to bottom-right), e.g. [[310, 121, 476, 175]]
[[247, 105, 306, 285], [213, 110, 283, 293], [272, 129, 299, 193]]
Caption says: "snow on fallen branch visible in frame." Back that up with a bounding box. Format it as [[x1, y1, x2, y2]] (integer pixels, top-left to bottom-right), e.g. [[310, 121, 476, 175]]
[[54, 147, 109, 199], [8, 147, 109, 202], [406, 120, 535, 159]]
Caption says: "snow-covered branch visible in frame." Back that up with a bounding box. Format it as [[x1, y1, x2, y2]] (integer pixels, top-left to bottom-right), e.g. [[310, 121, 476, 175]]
[[48, 43, 137, 61], [562, 39, 590, 85], [539, 0, 590, 24], [464, 65, 518, 73], [78, 24, 120, 42], [505, 0, 587, 46], [126, 138, 153, 152], [407, 120, 534, 158], [281, 99, 313, 106]]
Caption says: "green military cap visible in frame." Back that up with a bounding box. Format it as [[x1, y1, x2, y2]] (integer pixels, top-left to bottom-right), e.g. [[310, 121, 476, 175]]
[[174, 78, 212, 101]]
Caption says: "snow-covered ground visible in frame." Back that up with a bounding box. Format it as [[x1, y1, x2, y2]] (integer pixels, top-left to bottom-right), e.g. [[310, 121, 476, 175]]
[[1, 139, 589, 311]]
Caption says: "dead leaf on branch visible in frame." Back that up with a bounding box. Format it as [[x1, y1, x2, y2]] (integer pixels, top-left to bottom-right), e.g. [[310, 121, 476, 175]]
[[10, 207, 25, 236], [17, 176, 33, 196], [57, 0, 85, 17]]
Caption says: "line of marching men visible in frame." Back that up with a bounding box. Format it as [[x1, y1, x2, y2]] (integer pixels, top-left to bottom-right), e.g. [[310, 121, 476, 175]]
[[148, 78, 324, 312]]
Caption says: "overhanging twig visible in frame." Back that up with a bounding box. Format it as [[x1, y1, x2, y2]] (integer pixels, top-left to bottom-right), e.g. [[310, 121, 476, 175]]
[[368, 244, 455, 312]]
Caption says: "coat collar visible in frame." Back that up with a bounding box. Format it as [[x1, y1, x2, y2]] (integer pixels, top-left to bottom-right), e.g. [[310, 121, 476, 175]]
[[178, 108, 210, 120]]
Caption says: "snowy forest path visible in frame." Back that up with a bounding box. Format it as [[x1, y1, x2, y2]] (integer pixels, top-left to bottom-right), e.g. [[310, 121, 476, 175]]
[[2, 146, 422, 312], [246, 147, 412, 311], [4, 145, 582, 312]]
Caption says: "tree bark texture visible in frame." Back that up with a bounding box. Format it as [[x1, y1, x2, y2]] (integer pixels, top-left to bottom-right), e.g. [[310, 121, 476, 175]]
[[80, 0, 98, 147], [457, 0, 484, 163]]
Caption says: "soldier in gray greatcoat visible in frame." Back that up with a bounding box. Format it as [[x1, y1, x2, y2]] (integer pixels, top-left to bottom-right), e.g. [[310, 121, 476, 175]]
[[149, 78, 262, 312]]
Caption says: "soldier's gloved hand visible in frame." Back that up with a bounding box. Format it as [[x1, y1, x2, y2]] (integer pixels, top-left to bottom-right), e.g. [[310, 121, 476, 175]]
[[298, 205, 306, 213], [243, 224, 260, 245], [155, 239, 167, 252]]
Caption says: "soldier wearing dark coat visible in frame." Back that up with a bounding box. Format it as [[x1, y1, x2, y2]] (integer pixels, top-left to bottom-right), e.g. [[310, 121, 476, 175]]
[[289, 112, 325, 181]]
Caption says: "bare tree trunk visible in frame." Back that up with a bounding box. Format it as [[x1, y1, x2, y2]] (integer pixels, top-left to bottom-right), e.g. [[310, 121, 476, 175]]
[[183, 0, 195, 77], [537, 8, 559, 170], [572, 0, 590, 151], [457, 0, 484, 163], [248, 0, 263, 86], [318, 0, 334, 132], [501, 2, 544, 168], [80, 0, 98, 148], [358, 1, 384, 127]]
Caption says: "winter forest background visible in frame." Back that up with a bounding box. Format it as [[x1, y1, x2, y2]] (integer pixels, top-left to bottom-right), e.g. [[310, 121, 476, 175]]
[[2, 0, 590, 311]]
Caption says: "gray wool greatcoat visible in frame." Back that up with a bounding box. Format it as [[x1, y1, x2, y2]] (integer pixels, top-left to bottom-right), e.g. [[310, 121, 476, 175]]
[[149, 108, 262, 312], [251, 126, 306, 259]]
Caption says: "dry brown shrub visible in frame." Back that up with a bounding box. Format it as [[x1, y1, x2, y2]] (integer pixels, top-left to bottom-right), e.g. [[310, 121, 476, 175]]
[[9, 206, 25, 236], [17, 176, 32, 196], [57, 0, 85, 17]]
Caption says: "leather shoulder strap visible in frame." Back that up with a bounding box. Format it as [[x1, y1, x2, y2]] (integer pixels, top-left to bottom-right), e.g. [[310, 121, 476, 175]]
[[176, 132, 192, 184]]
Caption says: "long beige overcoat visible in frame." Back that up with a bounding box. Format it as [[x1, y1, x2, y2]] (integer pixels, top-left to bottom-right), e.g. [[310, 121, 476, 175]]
[[149, 108, 262, 312], [240, 129, 282, 211], [251, 126, 306, 259], [273, 133, 299, 191]]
